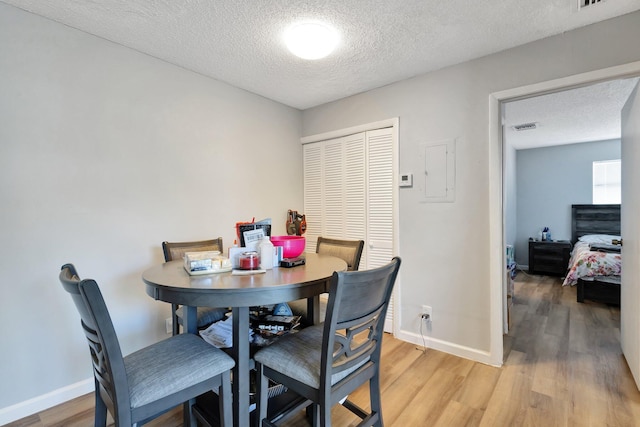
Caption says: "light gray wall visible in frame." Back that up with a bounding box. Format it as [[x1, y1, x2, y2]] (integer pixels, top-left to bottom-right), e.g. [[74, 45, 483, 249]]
[[302, 12, 640, 356], [3, 2, 640, 420], [0, 4, 302, 413], [514, 139, 621, 266]]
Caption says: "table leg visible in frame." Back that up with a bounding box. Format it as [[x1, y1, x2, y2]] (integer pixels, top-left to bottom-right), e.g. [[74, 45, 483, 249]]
[[183, 305, 198, 334], [305, 294, 321, 422], [232, 306, 250, 427], [307, 295, 320, 325]]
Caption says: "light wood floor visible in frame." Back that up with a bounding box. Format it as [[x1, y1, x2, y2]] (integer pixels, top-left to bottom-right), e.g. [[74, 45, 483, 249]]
[[8, 272, 640, 426]]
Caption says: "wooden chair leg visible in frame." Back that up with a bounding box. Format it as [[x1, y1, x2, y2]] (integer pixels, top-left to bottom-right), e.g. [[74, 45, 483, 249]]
[[370, 374, 383, 427], [255, 363, 269, 427], [319, 401, 331, 427], [94, 380, 108, 427], [219, 371, 232, 427], [183, 399, 196, 427]]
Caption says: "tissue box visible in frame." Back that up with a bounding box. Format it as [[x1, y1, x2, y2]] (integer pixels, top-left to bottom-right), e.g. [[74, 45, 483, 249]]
[[184, 251, 230, 272]]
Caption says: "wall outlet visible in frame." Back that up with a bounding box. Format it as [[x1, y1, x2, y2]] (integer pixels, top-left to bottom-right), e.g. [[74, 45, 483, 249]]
[[165, 317, 173, 335], [421, 305, 432, 323]]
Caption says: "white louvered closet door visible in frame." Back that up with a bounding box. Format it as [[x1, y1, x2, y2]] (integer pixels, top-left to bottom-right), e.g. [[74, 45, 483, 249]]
[[303, 127, 395, 332], [365, 129, 395, 332], [325, 134, 367, 240], [303, 142, 323, 253], [303, 133, 366, 252]]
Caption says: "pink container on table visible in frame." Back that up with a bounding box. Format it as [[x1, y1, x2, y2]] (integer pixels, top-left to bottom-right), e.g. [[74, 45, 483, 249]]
[[270, 236, 306, 258]]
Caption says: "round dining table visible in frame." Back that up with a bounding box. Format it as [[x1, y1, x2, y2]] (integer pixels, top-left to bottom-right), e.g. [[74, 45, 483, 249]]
[[142, 252, 347, 427]]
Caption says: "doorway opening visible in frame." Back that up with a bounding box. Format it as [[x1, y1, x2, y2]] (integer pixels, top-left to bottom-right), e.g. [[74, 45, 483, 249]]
[[488, 60, 640, 367]]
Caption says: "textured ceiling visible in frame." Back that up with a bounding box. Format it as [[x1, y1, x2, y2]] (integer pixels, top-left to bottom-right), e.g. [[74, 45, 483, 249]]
[[505, 78, 640, 150], [3, 0, 640, 110], [2, 0, 640, 148]]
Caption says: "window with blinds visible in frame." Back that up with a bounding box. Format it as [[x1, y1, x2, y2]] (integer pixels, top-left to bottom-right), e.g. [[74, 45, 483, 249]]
[[593, 159, 621, 204]]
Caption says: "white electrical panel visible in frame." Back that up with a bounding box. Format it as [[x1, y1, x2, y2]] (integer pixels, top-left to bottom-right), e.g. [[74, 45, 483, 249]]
[[419, 139, 456, 203]]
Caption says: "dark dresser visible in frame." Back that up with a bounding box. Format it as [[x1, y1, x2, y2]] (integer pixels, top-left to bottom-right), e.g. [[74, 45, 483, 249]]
[[528, 240, 572, 276]]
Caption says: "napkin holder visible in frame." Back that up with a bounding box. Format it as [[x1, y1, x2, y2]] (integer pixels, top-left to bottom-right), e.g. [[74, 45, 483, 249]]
[[184, 251, 231, 274]]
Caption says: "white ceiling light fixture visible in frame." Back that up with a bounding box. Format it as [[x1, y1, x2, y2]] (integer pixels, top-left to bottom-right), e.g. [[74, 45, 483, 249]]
[[284, 21, 339, 60]]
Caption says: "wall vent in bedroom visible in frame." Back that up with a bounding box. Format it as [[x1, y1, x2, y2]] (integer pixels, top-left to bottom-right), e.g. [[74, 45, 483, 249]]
[[578, 0, 604, 10], [513, 122, 537, 131]]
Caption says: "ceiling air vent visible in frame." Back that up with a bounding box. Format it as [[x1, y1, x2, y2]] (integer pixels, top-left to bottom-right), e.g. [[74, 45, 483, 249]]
[[513, 122, 538, 131], [579, 0, 604, 10]]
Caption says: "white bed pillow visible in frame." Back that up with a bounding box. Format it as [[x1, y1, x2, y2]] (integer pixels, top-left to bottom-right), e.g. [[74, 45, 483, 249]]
[[578, 234, 621, 244]]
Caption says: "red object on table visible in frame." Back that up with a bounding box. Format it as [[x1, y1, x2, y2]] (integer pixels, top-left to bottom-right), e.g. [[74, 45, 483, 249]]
[[238, 252, 260, 270]]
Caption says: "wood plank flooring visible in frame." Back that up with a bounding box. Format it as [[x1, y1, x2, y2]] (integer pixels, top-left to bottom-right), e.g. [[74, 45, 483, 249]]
[[7, 272, 640, 426]]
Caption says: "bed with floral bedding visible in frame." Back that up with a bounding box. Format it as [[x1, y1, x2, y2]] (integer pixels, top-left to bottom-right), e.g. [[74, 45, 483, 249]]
[[565, 204, 621, 305], [562, 235, 622, 286]]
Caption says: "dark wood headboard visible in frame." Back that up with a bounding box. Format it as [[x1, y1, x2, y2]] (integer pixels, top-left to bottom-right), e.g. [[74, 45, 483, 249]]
[[571, 204, 621, 243]]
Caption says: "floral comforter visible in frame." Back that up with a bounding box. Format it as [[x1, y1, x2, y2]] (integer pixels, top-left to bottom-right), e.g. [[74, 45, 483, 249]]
[[562, 239, 622, 286]]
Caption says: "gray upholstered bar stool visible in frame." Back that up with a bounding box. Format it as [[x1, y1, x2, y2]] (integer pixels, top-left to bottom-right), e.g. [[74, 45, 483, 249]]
[[162, 238, 229, 335], [288, 236, 364, 325], [254, 257, 401, 427], [59, 263, 234, 427]]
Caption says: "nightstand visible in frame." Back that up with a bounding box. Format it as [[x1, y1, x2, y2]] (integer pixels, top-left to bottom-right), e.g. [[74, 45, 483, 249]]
[[528, 240, 572, 276]]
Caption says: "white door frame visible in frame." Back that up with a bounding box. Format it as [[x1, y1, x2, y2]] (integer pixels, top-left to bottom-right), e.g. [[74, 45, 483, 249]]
[[488, 61, 640, 367]]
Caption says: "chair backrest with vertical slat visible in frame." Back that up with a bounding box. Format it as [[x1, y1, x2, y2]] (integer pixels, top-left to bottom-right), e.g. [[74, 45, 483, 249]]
[[59, 264, 130, 423], [321, 257, 401, 385], [316, 237, 364, 271], [162, 238, 224, 262]]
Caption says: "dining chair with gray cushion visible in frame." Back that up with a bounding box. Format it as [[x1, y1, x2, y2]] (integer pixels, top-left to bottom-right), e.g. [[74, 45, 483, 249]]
[[289, 237, 365, 325], [59, 263, 235, 427], [254, 257, 401, 427], [314, 237, 365, 271], [162, 238, 228, 335]]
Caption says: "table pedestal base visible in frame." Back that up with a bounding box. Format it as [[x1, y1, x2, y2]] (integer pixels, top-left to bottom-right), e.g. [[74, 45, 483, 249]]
[[193, 389, 307, 427]]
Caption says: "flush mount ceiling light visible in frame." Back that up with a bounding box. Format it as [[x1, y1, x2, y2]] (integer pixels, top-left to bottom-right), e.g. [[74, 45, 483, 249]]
[[284, 21, 339, 60]]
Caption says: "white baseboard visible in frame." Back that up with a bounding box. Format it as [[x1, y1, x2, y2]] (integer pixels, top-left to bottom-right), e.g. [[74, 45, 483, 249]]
[[396, 330, 500, 367], [0, 378, 93, 425]]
